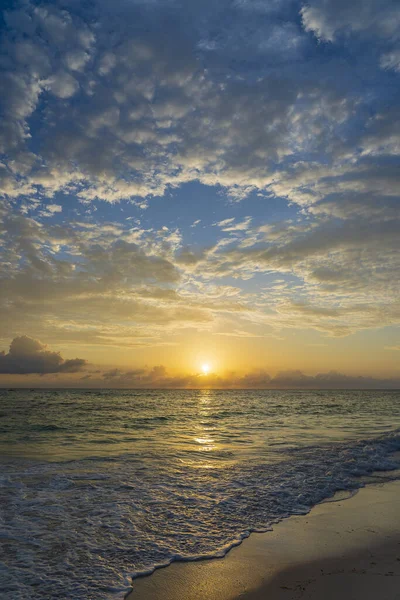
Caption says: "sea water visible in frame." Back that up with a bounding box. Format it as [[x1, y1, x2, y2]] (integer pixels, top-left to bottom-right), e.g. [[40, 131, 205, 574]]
[[1, 388, 400, 599]]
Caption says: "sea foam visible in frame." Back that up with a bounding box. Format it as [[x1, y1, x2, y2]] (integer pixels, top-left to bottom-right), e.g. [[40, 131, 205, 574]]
[[0, 389, 400, 599]]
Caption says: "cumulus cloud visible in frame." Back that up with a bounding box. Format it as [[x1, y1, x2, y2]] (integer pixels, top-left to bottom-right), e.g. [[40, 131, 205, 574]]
[[0, 0, 397, 233], [0, 336, 86, 374], [1, 350, 398, 386], [301, 0, 400, 41], [0, 0, 399, 350], [99, 365, 400, 389], [0, 0, 394, 204], [0, 183, 399, 341], [0, 209, 224, 345], [43, 70, 79, 98], [301, 0, 400, 88], [102, 365, 167, 385]]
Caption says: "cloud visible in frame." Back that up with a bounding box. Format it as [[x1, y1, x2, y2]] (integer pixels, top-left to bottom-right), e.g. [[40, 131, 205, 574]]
[[191, 213, 399, 333], [0, 0, 399, 348], [0, 336, 86, 374], [301, 0, 400, 86], [38, 203, 63, 218], [270, 369, 400, 388], [0, 338, 397, 387], [0, 0, 398, 226], [0, 0, 384, 203], [91, 365, 400, 389], [301, 0, 400, 42], [1, 188, 398, 342], [218, 217, 252, 233], [102, 365, 167, 385], [380, 50, 400, 72], [0, 209, 223, 346], [43, 70, 79, 98]]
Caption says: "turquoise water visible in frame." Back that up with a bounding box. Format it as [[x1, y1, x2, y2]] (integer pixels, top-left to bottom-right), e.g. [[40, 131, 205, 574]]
[[1, 389, 400, 599]]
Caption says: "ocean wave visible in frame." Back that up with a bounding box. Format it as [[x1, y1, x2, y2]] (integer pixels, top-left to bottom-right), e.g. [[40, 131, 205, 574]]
[[1, 428, 400, 600]]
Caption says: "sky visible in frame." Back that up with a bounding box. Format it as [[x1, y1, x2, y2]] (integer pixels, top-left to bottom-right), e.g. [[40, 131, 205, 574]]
[[0, 0, 399, 388]]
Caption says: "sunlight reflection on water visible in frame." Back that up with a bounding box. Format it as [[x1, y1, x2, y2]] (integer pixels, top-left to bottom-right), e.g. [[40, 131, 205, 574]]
[[1, 388, 400, 463], [1, 389, 400, 599]]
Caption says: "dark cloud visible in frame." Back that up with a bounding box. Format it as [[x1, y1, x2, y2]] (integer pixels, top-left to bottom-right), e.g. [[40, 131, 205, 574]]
[[0, 340, 397, 387], [0, 336, 86, 374], [270, 369, 399, 389], [98, 366, 400, 389], [102, 365, 167, 385]]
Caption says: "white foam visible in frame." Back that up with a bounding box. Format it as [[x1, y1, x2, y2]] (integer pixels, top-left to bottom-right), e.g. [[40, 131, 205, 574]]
[[1, 428, 400, 599]]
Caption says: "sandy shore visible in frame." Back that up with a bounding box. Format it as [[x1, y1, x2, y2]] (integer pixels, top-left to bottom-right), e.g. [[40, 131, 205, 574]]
[[125, 478, 400, 600]]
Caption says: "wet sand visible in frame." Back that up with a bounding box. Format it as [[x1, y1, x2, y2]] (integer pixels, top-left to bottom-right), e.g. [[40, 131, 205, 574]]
[[125, 478, 400, 599]]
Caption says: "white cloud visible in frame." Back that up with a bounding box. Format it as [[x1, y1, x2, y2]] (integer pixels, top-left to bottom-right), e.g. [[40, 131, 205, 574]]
[[380, 50, 400, 72], [43, 70, 79, 98], [301, 0, 400, 42], [220, 217, 252, 232], [0, 0, 397, 211], [0, 0, 399, 347], [39, 204, 63, 218]]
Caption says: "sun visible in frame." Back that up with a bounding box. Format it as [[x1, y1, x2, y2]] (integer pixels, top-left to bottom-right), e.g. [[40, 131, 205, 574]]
[[201, 363, 211, 375]]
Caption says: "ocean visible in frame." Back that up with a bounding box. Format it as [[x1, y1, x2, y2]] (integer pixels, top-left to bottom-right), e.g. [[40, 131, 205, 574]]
[[1, 388, 400, 599]]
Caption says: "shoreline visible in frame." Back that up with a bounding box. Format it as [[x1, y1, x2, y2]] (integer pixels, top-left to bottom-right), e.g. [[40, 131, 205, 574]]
[[125, 478, 400, 600]]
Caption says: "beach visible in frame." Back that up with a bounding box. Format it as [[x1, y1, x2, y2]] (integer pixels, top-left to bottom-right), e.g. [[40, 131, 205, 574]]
[[2, 0, 400, 597], [2, 389, 400, 599], [126, 479, 400, 600]]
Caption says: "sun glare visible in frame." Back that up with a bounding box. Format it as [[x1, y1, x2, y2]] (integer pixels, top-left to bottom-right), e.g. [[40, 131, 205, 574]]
[[201, 363, 211, 375]]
